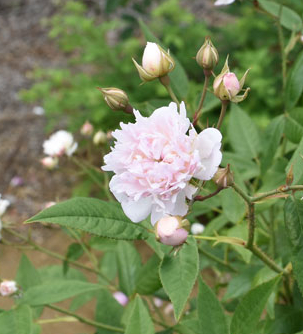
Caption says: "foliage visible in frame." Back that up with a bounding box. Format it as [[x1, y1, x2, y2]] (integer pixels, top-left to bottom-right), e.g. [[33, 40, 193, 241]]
[[2, 0, 303, 333]]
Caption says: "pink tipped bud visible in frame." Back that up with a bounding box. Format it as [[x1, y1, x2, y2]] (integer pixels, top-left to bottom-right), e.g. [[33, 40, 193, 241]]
[[156, 216, 188, 246], [41, 156, 58, 170], [113, 291, 128, 306], [0, 280, 18, 296], [223, 73, 240, 97], [213, 164, 234, 188], [81, 121, 94, 136]]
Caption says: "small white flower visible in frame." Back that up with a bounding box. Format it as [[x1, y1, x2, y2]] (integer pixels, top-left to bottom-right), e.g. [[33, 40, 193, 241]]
[[41, 156, 59, 169], [191, 222, 205, 235], [0, 280, 18, 296], [33, 106, 45, 115], [113, 291, 128, 306], [214, 0, 235, 6], [43, 130, 78, 157], [0, 195, 10, 217], [153, 297, 164, 308]]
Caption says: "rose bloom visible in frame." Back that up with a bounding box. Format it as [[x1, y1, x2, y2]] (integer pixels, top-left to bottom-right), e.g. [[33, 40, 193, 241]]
[[0, 280, 17, 296], [102, 102, 222, 224], [43, 130, 77, 157]]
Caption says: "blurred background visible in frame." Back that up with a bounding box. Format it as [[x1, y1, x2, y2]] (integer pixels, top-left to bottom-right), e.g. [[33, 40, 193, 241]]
[[0, 0, 302, 332]]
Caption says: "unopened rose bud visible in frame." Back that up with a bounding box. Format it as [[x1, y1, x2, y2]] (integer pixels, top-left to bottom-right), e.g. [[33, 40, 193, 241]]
[[98, 87, 132, 114], [0, 195, 10, 217], [132, 42, 175, 82], [156, 216, 188, 246], [10, 176, 24, 187], [213, 56, 250, 103], [191, 223, 205, 235], [0, 280, 18, 297], [196, 37, 219, 71], [213, 164, 234, 188], [93, 130, 107, 146], [113, 291, 128, 306], [41, 156, 59, 170], [80, 121, 94, 136]]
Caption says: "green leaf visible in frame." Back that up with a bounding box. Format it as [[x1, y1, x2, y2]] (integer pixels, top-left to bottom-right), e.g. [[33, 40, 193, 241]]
[[228, 104, 260, 159], [286, 51, 303, 110], [285, 108, 303, 144], [197, 277, 229, 334], [261, 116, 285, 174], [259, 0, 302, 32], [138, 19, 189, 99], [16, 254, 42, 291], [21, 280, 101, 306], [125, 295, 155, 334], [159, 236, 199, 320], [284, 197, 303, 250], [0, 304, 33, 334], [63, 243, 84, 274], [136, 254, 162, 295], [230, 275, 281, 334], [286, 137, 303, 184], [221, 188, 246, 224], [227, 224, 252, 263], [26, 197, 149, 240], [100, 251, 118, 282], [95, 289, 124, 334], [116, 241, 142, 296]]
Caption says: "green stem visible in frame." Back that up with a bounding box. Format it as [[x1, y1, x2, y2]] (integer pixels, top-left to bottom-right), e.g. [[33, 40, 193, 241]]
[[4, 228, 115, 288], [216, 100, 229, 130], [159, 75, 180, 108], [252, 185, 303, 202], [250, 244, 287, 275], [198, 246, 237, 273], [37, 317, 78, 324], [47, 304, 124, 332], [246, 202, 255, 249], [193, 74, 210, 126], [71, 157, 103, 187], [231, 183, 252, 203]]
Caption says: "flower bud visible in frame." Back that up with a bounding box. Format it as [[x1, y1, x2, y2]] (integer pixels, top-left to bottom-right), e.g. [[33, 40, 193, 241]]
[[0, 280, 18, 296], [44, 201, 56, 209], [10, 176, 24, 187], [113, 291, 128, 306], [213, 164, 234, 188], [80, 121, 94, 136], [191, 222, 205, 235], [196, 37, 219, 71], [213, 56, 250, 103], [156, 216, 188, 246], [41, 156, 59, 170], [132, 42, 175, 82], [98, 87, 132, 114], [93, 130, 107, 146]]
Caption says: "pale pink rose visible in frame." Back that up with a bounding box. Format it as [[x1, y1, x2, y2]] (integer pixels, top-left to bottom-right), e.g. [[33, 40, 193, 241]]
[[142, 42, 162, 76], [0, 195, 10, 217], [214, 0, 235, 5], [156, 216, 188, 246], [43, 130, 78, 157], [81, 121, 94, 136], [41, 156, 58, 169], [0, 280, 17, 296], [102, 102, 222, 225], [113, 291, 128, 306]]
